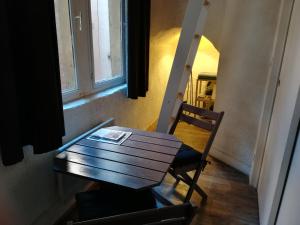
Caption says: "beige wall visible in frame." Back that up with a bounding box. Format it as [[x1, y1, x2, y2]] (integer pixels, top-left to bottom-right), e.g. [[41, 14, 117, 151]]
[[212, 0, 282, 174], [203, 0, 226, 49]]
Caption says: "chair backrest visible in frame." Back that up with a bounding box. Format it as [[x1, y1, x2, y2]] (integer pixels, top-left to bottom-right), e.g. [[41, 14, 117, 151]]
[[169, 103, 224, 161], [69, 203, 196, 225]]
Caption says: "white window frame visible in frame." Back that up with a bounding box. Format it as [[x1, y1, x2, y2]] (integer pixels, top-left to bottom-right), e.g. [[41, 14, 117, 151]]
[[61, 0, 126, 103]]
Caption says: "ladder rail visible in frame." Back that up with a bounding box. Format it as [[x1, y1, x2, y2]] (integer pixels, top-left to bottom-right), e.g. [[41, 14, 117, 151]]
[[157, 0, 209, 133]]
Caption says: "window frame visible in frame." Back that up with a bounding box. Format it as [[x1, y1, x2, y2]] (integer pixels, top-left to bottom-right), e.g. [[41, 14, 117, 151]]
[[60, 0, 126, 103]]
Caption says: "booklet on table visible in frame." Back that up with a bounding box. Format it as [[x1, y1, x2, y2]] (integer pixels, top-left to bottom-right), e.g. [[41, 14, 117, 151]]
[[87, 128, 132, 145]]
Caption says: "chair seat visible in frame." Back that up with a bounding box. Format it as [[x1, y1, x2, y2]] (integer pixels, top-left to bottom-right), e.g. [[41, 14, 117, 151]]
[[76, 187, 157, 221], [171, 143, 202, 168]]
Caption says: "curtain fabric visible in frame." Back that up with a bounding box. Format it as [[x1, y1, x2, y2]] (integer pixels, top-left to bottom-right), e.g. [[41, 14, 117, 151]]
[[0, 0, 65, 166], [126, 0, 151, 99]]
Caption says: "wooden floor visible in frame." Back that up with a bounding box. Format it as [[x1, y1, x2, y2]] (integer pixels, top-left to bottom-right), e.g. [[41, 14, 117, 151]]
[[168, 122, 259, 225], [155, 158, 259, 225], [56, 122, 259, 225]]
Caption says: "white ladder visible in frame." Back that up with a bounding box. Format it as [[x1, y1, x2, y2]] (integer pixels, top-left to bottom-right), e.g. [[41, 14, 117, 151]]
[[157, 0, 210, 133]]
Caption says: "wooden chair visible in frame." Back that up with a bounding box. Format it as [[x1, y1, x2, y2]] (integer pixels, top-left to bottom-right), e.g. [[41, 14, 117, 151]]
[[168, 103, 224, 202], [68, 191, 196, 225]]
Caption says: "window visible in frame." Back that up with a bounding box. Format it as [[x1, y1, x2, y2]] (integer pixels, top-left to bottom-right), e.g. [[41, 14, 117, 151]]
[[54, 0, 78, 94], [54, 0, 126, 102]]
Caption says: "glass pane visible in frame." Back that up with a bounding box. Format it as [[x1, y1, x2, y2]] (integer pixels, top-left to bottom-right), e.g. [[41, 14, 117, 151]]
[[90, 0, 122, 84], [54, 0, 77, 92]]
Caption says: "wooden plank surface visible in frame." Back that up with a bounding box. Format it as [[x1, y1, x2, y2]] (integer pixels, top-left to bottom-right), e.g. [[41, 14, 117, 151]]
[[78, 139, 174, 163], [54, 161, 156, 189], [67, 145, 170, 172], [122, 140, 178, 155], [108, 126, 181, 142], [128, 134, 182, 148], [56, 151, 165, 182]]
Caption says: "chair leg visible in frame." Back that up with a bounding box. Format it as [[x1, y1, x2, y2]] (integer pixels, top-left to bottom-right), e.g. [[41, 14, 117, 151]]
[[181, 173, 207, 200], [168, 168, 180, 185], [194, 184, 208, 200], [173, 178, 180, 187], [184, 184, 194, 203], [181, 168, 207, 202]]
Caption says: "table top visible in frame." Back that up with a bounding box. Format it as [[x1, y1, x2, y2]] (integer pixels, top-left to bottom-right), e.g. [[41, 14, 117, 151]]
[[54, 126, 181, 190]]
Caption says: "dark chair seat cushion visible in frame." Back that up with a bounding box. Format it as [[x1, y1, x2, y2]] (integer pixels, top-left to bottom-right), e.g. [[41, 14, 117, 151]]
[[76, 187, 157, 221], [171, 143, 202, 168]]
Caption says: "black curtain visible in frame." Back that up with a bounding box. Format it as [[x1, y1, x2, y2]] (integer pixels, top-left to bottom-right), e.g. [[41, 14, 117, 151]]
[[126, 0, 151, 99], [0, 0, 65, 166]]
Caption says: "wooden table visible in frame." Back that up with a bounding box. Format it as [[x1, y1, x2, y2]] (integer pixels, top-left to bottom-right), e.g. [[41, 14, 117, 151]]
[[54, 126, 181, 190]]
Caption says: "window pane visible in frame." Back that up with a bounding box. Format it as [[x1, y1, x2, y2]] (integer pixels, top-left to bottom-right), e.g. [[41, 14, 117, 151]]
[[54, 0, 77, 93], [90, 0, 122, 84]]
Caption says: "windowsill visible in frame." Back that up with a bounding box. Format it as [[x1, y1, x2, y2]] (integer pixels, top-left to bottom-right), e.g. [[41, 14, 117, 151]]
[[63, 84, 127, 111]]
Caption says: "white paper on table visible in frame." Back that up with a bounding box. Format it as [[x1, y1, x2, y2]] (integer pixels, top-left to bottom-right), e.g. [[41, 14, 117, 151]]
[[87, 128, 132, 145]]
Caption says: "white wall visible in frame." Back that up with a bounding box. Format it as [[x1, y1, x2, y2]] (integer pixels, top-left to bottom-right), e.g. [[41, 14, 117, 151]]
[[203, 0, 226, 49], [276, 127, 300, 225], [212, 0, 282, 174], [0, 1, 187, 225], [258, 0, 300, 223]]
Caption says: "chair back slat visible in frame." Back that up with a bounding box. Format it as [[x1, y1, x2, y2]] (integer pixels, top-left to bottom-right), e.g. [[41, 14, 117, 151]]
[[179, 114, 214, 131], [71, 203, 196, 225], [170, 103, 224, 163], [181, 103, 219, 120]]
